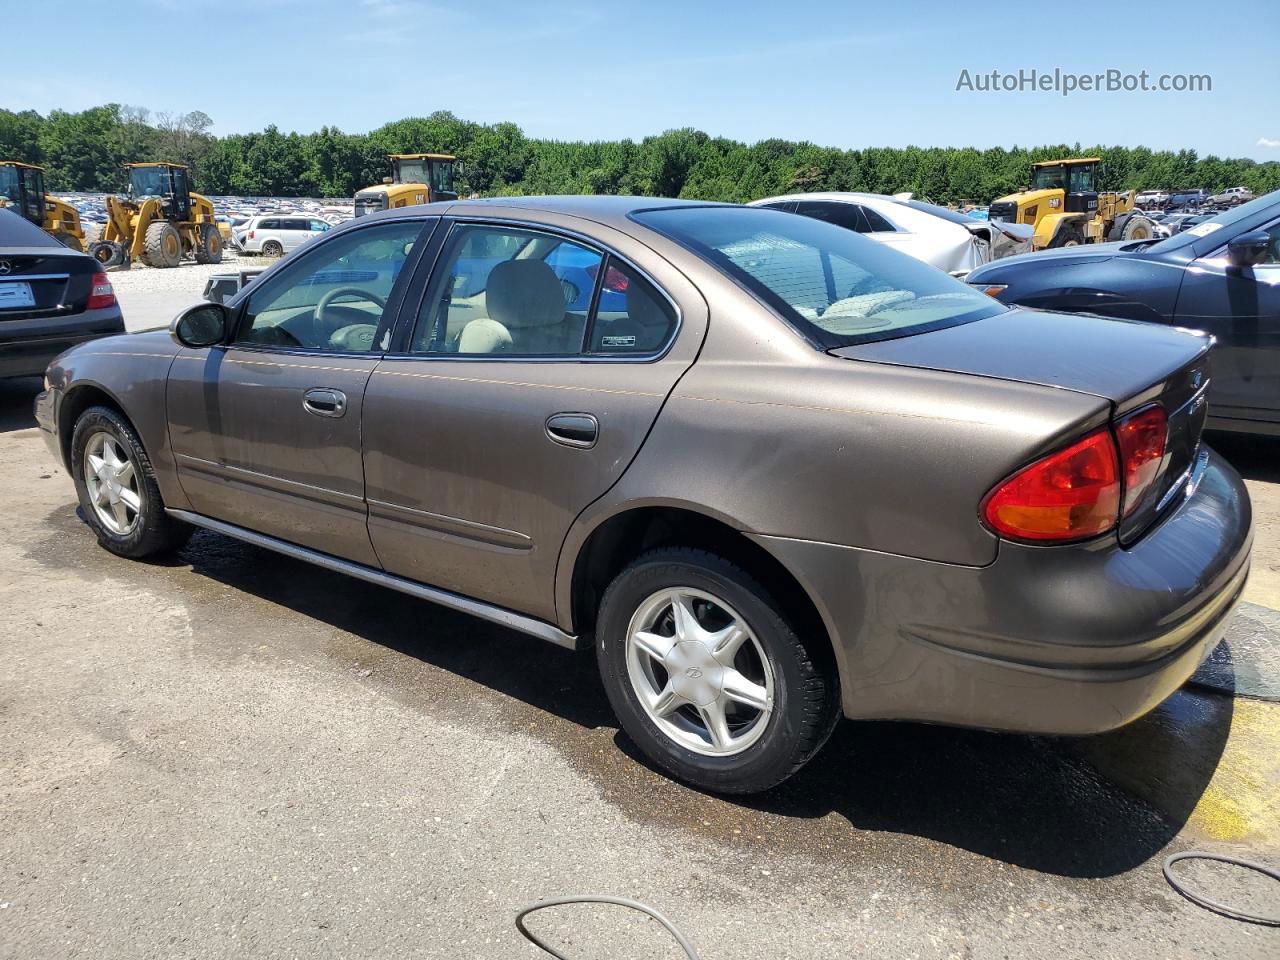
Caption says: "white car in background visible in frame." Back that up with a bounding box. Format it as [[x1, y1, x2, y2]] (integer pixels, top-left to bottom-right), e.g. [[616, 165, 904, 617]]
[[1135, 190, 1169, 208], [749, 192, 1034, 275], [234, 214, 331, 257]]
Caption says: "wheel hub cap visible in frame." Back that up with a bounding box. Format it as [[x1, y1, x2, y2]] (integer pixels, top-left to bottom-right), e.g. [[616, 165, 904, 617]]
[[624, 588, 775, 757], [665, 641, 725, 706]]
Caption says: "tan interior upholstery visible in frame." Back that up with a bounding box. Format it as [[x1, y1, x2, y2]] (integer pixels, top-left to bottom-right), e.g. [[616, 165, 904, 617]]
[[458, 258, 580, 354]]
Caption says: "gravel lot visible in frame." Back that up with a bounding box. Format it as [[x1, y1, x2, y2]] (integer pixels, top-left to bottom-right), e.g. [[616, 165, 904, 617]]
[[110, 253, 273, 331], [0, 373, 1277, 958]]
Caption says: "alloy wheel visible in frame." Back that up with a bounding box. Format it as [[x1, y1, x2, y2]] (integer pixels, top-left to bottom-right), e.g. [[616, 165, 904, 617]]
[[83, 431, 141, 535], [625, 588, 775, 757]]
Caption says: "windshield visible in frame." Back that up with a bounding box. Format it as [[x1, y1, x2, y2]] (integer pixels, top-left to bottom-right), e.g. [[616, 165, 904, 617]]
[[634, 205, 1004, 347], [0, 166, 19, 202], [395, 158, 427, 183], [1147, 189, 1280, 251], [1031, 165, 1066, 191], [130, 166, 171, 197]]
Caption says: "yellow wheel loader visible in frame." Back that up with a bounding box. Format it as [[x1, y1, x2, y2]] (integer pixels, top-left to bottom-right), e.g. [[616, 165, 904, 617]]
[[352, 153, 459, 217], [0, 161, 86, 250], [86, 163, 223, 269], [988, 158, 1156, 249]]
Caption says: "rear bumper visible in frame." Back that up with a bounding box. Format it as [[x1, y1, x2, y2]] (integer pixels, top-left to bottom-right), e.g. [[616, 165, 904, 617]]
[[752, 446, 1253, 734], [0, 307, 125, 379]]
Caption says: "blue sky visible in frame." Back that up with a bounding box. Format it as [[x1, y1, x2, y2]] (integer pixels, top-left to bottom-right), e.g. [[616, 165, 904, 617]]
[[7, 0, 1279, 160]]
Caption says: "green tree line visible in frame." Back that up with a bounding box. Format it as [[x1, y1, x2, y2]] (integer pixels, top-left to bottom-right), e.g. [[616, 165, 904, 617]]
[[4, 103, 1279, 203]]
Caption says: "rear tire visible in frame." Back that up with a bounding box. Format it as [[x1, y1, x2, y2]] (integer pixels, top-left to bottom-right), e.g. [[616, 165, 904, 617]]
[[596, 547, 839, 794], [70, 406, 192, 559], [142, 221, 182, 268], [194, 224, 223, 264], [57, 233, 82, 252], [83, 222, 105, 247], [262, 239, 283, 258]]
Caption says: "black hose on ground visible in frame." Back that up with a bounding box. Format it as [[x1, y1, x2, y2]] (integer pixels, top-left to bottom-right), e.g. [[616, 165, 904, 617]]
[[514, 895, 701, 959], [1163, 852, 1280, 926]]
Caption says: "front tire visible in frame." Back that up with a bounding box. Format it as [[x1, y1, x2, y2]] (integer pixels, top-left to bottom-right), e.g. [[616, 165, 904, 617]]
[[142, 221, 182, 268], [596, 547, 839, 794], [70, 406, 192, 559]]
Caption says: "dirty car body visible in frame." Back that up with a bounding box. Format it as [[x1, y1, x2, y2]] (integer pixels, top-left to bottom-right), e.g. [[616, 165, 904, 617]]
[[36, 196, 1252, 793]]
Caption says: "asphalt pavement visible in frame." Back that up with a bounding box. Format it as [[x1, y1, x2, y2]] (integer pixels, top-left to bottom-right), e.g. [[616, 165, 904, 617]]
[[1, 370, 1277, 959]]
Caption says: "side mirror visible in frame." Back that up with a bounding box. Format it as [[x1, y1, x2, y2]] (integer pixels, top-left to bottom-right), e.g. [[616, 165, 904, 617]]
[[171, 301, 231, 348], [1227, 230, 1272, 268]]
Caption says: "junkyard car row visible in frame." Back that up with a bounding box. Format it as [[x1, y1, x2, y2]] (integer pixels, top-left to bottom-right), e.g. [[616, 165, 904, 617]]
[[26, 194, 1260, 793]]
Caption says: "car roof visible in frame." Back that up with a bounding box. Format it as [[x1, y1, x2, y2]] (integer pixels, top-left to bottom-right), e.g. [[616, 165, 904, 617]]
[[342, 195, 735, 232], [0, 207, 66, 250]]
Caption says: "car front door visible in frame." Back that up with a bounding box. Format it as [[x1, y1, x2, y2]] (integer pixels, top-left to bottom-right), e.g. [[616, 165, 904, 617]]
[[1175, 218, 1280, 429], [362, 216, 705, 623], [166, 217, 432, 563]]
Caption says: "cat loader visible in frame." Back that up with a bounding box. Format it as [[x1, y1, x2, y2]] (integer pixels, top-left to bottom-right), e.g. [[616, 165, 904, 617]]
[[0, 161, 85, 250], [86, 162, 222, 268], [988, 158, 1156, 249], [352, 154, 459, 217]]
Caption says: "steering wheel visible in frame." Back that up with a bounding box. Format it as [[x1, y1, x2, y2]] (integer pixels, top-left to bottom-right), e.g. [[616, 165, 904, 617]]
[[316, 287, 387, 327]]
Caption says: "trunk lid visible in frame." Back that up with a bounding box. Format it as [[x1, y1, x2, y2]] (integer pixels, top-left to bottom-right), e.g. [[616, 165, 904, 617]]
[[0, 247, 95, 317], [833, 306, 1212, 543]]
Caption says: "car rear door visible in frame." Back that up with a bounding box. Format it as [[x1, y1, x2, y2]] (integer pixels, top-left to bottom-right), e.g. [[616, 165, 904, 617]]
[[1174, 218, 1280, 428], [362, 215, 706, 623], [166, 217, 432, 563]]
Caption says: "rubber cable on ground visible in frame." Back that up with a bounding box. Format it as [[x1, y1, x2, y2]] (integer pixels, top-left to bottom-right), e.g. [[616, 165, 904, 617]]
[[1162, 852, 1280, 926], [514, 895, 701, 959]]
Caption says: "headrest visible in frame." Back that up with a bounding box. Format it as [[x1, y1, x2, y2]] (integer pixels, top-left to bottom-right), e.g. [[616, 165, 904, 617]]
[[626, 283, 670, 331], [486, 259, 565, 329]]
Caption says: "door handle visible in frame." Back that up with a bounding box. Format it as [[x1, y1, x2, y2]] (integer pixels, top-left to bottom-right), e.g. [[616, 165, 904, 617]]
[[303, 388, 348, 418], [546, 413, 598, 448]]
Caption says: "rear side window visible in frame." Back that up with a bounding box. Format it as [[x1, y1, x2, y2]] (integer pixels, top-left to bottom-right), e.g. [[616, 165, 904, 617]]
[[795, 201, 866, 233], [588, 257, 677, 354], [411, 224, 676, 357], [634, 205, 1003, 347], [860, 206, 896, 232]]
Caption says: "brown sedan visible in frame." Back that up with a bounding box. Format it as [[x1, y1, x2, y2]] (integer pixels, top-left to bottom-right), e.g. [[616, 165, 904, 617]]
[[36, 197, 1251, 793]]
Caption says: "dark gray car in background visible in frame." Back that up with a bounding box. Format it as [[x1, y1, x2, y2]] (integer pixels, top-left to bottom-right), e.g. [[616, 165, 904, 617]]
[[0, 209, 123, 379], [34, 197, 1252, 793]]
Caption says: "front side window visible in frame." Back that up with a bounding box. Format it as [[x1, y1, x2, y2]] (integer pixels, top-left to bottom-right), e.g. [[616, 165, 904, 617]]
[[130, 167, 169, 197], [635, 205, 1003, 347], [430, 161, 454, 194], [1068, 164, 1096, 193], [237, 219, 423, 353], [0, 165, 18, 202]]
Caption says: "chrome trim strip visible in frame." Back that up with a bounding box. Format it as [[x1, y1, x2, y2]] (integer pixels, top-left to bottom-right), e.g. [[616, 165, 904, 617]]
[[365, 497, 533, 549], [166, 508, 577, 649], [1, 273, 72, 281]]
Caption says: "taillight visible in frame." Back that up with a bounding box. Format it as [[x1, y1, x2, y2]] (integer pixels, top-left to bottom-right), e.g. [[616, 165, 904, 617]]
[[87, 272, 115, 310], [982, 428, 1120, 542], [248, 229, 255, 239], [587, 262, 629, 293], [1115, 404, 1168, 516]]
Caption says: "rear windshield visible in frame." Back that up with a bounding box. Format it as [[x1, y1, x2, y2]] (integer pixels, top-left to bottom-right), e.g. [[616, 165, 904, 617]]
[[633, 205, 1004, 347]]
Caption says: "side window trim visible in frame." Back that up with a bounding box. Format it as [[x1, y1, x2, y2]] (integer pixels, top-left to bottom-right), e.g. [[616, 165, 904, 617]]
[[397, 216, 682, 363], [227, 216, 437, 357]]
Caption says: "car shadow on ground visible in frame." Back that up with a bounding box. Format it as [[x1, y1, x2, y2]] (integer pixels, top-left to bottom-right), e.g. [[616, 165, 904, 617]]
[[0, 377, 40, 433], [154, 525, 1234, 881]]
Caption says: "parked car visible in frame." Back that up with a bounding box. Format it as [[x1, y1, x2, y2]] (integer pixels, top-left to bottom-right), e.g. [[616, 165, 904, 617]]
[[749, 192, 1033, 275], [968, 190, 1280, 434], [0, 209, 122, 379], [1208, 186, 1254, 206], [1135, 190, 1169, 208], [36, 197, 1251, 793], [235, 215, 330, 256], [1167, 189, 1209, 211]]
